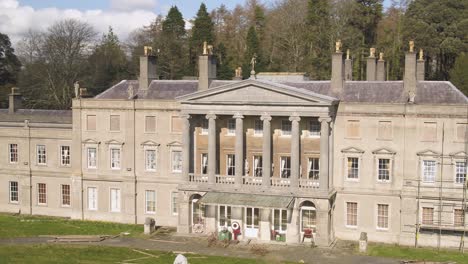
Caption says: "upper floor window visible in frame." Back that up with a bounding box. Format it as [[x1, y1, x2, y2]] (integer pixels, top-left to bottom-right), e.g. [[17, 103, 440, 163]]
[[456, 123, 467, 142], [253, 155, 262, 177], [422, 207, 433, 225], [347, 157, 359, 180], [60, 146, 71, 166], [145, 116, 156, 133], [201, 119, 208, 134], [9, 143, 18, 163], [9, 181, 18, 203], [422, 160, 436, 183], [110, 148, 121, 170], [309, 120, 320, 136], [227, 119, 236, 135], [110, 115, 120, 132], [86, 115, 96, 131], [172, 150, 182, 173], [377, 204, 389, 230], [37, 183, 47, 205], [280, 156, 291, 178], [201, 153, 208, 174], [377, 121, 392, 140], [87, 147, 97, 169], [308, 158, 319, 179], [455, 161, 466, 184], [346, 120, 360, 138], [171, 116, 182, 133], [145, 149, 156, 171], [378, 159, 390, 182], [422, 122, 437, 141], [36, 145, 46, 165], [346, 202, 358, 227], [254, 120, 263, 135], [226, 154, 235, 176], [281, 120, 291, 136]]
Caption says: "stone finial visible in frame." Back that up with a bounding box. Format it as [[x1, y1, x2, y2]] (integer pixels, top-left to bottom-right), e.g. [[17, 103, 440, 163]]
[[74, 81, 80, 98], [207, 45, 213, 55], [203, 41, 208, 55], [144, 46, 153, 56], [418, 49, 424, 60], [408, 91, 416, 103], [409, 40, 414, 53], [127, 84, 134, 99], [346, 49, 350, 60], [235, 67, 242, 77], [369, 48, 376, 58], [335, 40, 342, 52], [250, 54, 257, 77], [379, 52, 384, 61]]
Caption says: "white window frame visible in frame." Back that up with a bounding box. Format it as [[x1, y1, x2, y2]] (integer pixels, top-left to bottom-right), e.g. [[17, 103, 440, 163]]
[[226, 154, 235, 176], [376, 203, 389, 230], [60, 145, 71, 167], [145, 149, 157, 172], [61, 184, 71, 207], [307, 157, 320, 180], [422, 160, 437, 183], [145, 190, 156, 214], [227, 119, 236, 135], [110, 147, 121, 170], [37, 183, 47, 205], [377, 158, 391, 183], [87, 147, 98, 169], [9, 143, 18, 163], [218, 205, 232, 229], [281, 120, 291, 136], [201, 153, 208, 174], [87, 187, 98, 211], [300, 206, 317, 232], [272, 208, 288, 234], [36, 145, 46, 165], [309, 119, 320, 137], [253, 155, 263, 177], [280, 156, 291, 178], [345, 201, 358, 228], [9, 181, 19, 203], [346, 157, 360, 181], [110, 188, 121, 212], [454, 161, 466, 185], [171, 191, 178, 215], [254, 119, 263, 136], [245, 207, 260, 229], [171, 150, 182, 173]]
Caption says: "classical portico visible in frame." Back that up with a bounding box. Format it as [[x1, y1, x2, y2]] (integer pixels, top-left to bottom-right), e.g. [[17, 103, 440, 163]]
[[176, 79, 338, 245]]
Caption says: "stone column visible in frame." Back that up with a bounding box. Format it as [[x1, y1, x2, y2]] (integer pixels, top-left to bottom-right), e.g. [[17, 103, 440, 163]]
[[206, 114, 217, 184], [234, 113, 244, 186], [289, 114, 301, 189], [181, 114, 191, 181], [319, 117, 331, 191], [177, 192, 191, 234], [261, 114, 272, 188]]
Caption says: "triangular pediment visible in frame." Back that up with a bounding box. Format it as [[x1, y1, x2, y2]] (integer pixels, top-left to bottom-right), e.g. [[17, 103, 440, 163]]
[[372, 147, 396, 155], [416, 149, 440, 157], [449, 151, 466, 158], [82, 138, 100, 144], [341, 147, 365, 154], [167, 141, 182, 147], [177, 79, 337, 106], [141, 140, 160, 147], [105, 139, 124, 145]]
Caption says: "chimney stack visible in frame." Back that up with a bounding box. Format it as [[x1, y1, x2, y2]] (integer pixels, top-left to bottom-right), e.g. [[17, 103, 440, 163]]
[[344, 49, 353, 81], [331, 40, 344, 95], [404, 40, 417, 99], [9, 87, 22, 114], [376, 52, 386, 81], [198, 41, 216, 91], [416, 49, 425, 81], [366, 48, 377, 81], [139, 46, 158, 91]]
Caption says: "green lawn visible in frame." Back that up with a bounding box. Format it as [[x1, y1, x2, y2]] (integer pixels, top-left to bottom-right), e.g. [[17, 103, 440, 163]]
[[0, 213, 143, 238], [367, 244, 468, 263], [0, 244, 264, 264]]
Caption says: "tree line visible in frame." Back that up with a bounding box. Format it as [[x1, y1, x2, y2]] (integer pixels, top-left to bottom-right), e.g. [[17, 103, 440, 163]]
[[0, 0, 466, 109]]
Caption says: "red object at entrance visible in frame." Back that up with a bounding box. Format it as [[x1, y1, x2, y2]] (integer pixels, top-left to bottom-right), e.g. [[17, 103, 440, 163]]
[[231, 221, 241, 240]]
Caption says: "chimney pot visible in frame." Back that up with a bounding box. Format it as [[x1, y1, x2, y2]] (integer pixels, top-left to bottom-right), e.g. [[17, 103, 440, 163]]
[[139, 46, 158, 91], [331, 41, 344, 95], [366, 49, 377, 81], [404, 41, 417, 98], [198, 42, 217, 91], [9, 87, 22, 114]]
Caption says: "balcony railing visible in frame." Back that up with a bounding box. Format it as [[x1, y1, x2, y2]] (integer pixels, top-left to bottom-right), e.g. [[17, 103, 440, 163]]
[[216, 175, 235, 184], [299, 178, 320, 189], [271, 178, 290, 187], [189, 173, 208, 183], [243, 176, 263, 185]]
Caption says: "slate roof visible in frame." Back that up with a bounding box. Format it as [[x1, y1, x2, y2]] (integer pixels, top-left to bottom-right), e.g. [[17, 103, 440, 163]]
[[95, 79, 468, 105], [0, 109, 72, 124]]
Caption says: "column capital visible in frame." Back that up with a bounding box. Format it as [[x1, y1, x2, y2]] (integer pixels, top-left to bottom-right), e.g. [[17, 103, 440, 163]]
[[289, 114, 301, 122], [205, 113, 217, 120], [233, 113, 244, 119], [318, 117, 332, 123], [260, 113, 272, 121]]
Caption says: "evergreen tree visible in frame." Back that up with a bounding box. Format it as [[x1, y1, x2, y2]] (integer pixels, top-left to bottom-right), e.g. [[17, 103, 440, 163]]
[[450, 52, 468, 95], [0, 32, 21, 108], [190, 3, 215, 75], [242, 26, 263, 78], [216, 43, 234, 80], [160, 6, 187, 79], [86, 27, 130, 95], [307, 0, 331, 79]]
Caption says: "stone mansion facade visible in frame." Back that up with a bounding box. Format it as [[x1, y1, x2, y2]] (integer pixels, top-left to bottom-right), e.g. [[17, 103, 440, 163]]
[[0, 42, 467, 249]]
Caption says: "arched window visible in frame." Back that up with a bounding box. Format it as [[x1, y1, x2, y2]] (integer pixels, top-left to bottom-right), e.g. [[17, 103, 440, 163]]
[[300, 201, 316, 232]]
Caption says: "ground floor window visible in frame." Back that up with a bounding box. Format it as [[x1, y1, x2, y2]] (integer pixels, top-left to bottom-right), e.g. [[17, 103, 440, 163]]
[[192, 197, 205, 226], [110, 188, 121, 212], [9, 181, 18, 203], [145, 190, 156, 214], [218, 205, 231, 228], [37, 183, 47, 205], [377, 204, 389, 229], [454, 209, 464, 227], [301, 202, 317, 232], [245, 207, 259, 229], [87, 187, 97, 210], [346, 202, 357, 227], [422, 207, 434, 225], [61, 184, 70, 206], [171, 192, 178, 215], [272, 209, 287, 232]]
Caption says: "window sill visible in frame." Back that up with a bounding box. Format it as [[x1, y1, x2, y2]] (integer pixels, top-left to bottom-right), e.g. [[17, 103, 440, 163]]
[[145, 212, 156, 215], [61, 205, 71, 208], [376, 180, 391, 184], [36, 164, 47, 167], [37, 204, 47, 207], [344, 137, 361, 140], [376, 227, 389, 232], [376, 138, 393, 141], [9, 201, 19, 205], [345, 225, 358, 229], [110, 211, 121, 213], [345, 178, 360, 182]]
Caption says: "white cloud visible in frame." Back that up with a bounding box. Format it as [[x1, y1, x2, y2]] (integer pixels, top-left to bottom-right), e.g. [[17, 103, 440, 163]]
[[110, 0, 157, 11], [0, 0, 158, 45]]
